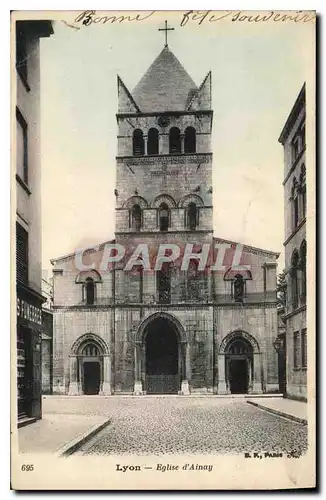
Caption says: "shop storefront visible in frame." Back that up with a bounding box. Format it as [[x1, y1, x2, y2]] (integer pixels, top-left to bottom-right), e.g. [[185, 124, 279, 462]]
[[16, 284, 43, 422]]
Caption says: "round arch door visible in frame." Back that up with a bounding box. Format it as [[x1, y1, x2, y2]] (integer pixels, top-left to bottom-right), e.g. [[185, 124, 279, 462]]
[[79, 342, 102, 395], [225, 337, 253, 394]]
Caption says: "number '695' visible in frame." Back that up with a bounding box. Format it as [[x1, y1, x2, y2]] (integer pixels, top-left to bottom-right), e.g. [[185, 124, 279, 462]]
[[21, 464, 34, 471]]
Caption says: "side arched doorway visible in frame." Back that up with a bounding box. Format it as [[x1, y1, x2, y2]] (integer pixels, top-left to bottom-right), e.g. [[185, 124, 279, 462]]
[[134, 313, 189, 395], [68, 334, 111, 396], [80, 342, 102, 395], [218, 331, 262, 394], [225, 338, 253, 394]]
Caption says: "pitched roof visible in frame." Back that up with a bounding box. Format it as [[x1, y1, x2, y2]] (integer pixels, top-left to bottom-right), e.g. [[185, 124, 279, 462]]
[[132, 46, 197, 112]]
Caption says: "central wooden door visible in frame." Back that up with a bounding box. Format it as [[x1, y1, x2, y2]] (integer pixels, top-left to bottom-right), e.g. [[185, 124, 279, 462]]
[[83, 361, 101, 395], [145, 319, 179, 394]]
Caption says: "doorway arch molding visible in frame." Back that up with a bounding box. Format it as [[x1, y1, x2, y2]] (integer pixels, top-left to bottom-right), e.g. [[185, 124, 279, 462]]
[[135, 312, 188, 344], [68, 333, 111, 396], [219, 330, 260, 355], [70, 333, 110, 356], [133, 312, 189, 395]]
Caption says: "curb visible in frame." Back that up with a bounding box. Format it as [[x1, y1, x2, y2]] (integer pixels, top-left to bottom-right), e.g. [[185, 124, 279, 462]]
[[55, 419, 111, 457], [17, 417, 37, 428], [246, 401, 307, 425]]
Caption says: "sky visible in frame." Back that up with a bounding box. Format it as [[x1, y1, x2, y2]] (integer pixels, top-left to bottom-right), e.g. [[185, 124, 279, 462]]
[[39, 11, 314, 274]]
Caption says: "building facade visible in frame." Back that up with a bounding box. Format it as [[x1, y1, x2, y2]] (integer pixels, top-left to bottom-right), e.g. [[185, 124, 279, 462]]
[[279, 84, 307, 401], [52, 45, 280, 396], [15, 20, 53, 423]]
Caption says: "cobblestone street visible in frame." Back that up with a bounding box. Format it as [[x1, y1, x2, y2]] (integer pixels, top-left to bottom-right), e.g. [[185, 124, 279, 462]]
[[43, 396, 308, 456]]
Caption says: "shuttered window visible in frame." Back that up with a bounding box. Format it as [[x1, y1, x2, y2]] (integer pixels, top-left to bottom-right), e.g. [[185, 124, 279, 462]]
[[16, 223, 28, 284]]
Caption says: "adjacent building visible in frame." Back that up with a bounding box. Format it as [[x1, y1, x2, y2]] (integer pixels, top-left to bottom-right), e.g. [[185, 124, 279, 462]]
[[15, 20, 53, 423], [52, 44, 280, 396], [279, 84, 307, 401], [41, 276, 53, 394]]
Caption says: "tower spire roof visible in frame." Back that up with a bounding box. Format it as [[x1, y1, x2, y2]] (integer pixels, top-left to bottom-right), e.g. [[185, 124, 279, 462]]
[[132, 46, 197, 113]]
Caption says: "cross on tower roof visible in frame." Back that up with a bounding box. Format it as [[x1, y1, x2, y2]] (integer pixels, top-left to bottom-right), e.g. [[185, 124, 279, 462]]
[[158, 20, 174, 48]]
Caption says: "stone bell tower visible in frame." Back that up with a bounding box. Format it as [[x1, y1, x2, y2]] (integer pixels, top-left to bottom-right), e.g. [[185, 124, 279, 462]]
[[113, 24, 215, 395]]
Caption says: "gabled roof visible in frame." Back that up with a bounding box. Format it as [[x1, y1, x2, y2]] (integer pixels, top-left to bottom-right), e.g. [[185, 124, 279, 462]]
[[214, 237, 280, 258], [50, 239, 116, 265], [132, 46, 198, 112]]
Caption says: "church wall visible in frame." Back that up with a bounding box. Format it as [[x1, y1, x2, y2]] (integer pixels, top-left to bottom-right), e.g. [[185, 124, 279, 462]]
[[52, 308, 113, 394], [52, 261, 114, 308], [213, 248, 278, 299], [214, 305, 279, 392], [115, 156, 213, 216], [184, 307, 214, 392]]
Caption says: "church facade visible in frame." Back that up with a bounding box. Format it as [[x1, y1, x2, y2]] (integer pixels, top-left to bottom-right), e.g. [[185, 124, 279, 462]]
[[52, 45, 280, 396]]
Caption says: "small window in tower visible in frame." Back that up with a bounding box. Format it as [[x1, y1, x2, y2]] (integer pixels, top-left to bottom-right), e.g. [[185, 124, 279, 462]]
[[169, 127, 181, 154], [133, 129, 144, 156], [85, 277, 95, 305], [186, 202, 198, 230], [130, 204, 142, 231], [184, 127, 196, 154], [159, 203, 170, 231], [147, 128, 159, 155], [233, 274, 245, 302]]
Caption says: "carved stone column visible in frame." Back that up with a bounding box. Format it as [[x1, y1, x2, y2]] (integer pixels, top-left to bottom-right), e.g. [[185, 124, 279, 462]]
[[101, 355, 112, 395], [180, 134, 185, 154], [133, 342, 143, 395], [253, 352, 263, 393], [217, 354, 229, 394], [247, 357, 253, 394], [180, 341, 190, 395], [68, 355, 79, 395]]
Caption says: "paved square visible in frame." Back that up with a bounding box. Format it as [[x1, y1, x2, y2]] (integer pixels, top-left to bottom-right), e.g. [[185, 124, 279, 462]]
[[43, 396, 308, 456]]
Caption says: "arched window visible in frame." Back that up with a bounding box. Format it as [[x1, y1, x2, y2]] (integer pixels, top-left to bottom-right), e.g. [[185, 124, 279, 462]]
[[130, 204, 142, 231], [233, 274, 245, 302], [291, 251, 299, 309], [157, 263, 171, 304], [300, 241, 306, 304], [186, 259, 207, 301], [300, 165, 306, 219], [291, 178, 299, 230], [147, 128, 159, 155], [81, 342, 100, 357], [133, 129, 144, 156], [158, 203, 170, 231], [85, 277, 95, 305], [169, 127, 181, 154], [184, 127, 196, 153], [186, 202, 198, 230]]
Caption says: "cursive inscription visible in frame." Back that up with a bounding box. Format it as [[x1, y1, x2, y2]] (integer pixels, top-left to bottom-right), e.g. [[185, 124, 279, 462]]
[[75, 10, 155, 26], [180, 10, 315, 27]]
